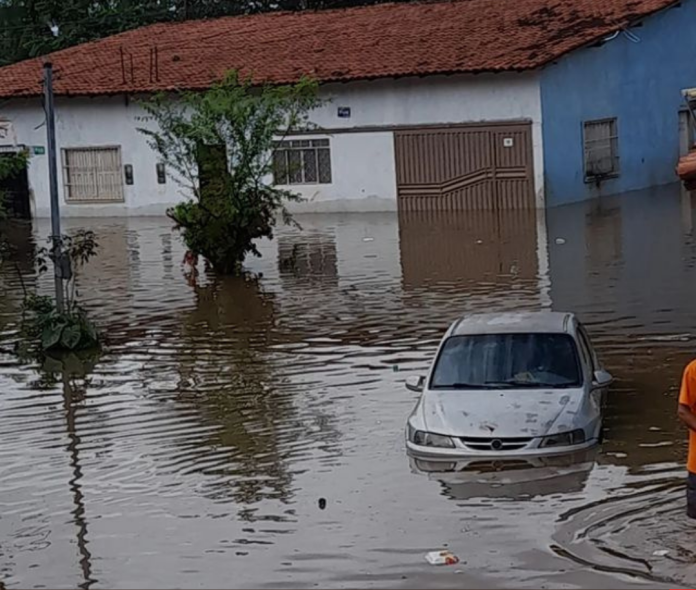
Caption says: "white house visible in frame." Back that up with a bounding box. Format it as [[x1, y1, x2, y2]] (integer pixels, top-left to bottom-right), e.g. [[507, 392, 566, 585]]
[[0, 0, 687, 217]]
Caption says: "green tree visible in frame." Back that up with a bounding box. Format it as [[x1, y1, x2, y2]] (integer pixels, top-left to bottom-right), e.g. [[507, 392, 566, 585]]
[[0, 0, 176, 66], [138, 71, 322, 275]]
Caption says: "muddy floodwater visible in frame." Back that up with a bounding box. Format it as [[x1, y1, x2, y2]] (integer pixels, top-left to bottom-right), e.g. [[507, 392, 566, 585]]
[[2, 187, 696, 589]]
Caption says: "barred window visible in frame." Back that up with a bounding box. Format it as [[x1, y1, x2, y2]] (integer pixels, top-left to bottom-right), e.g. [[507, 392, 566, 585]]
[[62, 147, 124, 203], [273, 138, 332, 185], [583, 119, 619, 181]]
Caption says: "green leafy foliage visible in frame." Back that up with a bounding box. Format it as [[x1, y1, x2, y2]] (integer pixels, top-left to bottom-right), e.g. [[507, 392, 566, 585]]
[[0, 151, 28, 223], [0, 0, 176, 66], [60, 322, 81, 349], [19, 231, 100, 353], [0, 151, 29, 181], [41, 317, 64, 349], [36, 229, 99, 275], [23, 294, 98, 352], [139, 71, 322, 274], [0, 239, 9, 262], [0, 0, 404, 66]]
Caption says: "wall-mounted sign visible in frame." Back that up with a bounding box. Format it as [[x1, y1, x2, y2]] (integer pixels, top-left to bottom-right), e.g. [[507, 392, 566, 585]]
[[503, 137, 514, 148], [31, 146, 46, 155], [337, 106, 351, 118]]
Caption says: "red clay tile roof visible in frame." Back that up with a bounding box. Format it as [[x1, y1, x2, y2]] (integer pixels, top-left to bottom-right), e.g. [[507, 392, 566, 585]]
[[0, 0, 679, 97]]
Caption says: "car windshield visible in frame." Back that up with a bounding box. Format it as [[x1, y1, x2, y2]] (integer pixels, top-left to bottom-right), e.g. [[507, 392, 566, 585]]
[[430, 333, 582, 389]]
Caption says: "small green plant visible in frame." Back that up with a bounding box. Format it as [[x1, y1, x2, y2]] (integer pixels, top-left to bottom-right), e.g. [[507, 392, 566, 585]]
[[22, 294, 98, 352], [20, 230, 100, 353]]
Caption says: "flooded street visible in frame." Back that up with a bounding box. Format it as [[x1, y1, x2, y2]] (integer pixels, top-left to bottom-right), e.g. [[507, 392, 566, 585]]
[[2, 185, 696, 589]]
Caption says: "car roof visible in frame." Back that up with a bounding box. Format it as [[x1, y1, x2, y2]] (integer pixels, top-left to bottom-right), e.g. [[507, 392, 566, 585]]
[[450, 311, 575, 336]]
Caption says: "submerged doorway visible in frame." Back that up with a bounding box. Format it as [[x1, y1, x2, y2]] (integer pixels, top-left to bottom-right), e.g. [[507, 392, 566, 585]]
[[0, 151, 31, 219]]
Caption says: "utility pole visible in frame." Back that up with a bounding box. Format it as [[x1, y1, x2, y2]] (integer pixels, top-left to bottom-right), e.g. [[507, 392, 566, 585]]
[[43, 62, 64, 312]]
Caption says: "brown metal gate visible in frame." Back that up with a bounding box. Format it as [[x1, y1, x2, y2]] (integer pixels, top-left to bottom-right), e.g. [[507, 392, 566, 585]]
[[394, 123, 534, 211]]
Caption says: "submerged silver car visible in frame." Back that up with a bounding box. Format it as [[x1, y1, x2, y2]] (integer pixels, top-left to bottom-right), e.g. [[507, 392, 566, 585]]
[[405, 312, 613, 458]]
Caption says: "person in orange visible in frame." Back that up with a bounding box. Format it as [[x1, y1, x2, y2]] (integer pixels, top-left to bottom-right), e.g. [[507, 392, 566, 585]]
[[678, 360, 696, 518]]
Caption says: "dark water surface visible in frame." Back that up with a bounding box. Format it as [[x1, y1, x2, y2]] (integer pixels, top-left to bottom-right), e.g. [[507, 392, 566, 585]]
[[1, 187, 696, 589]]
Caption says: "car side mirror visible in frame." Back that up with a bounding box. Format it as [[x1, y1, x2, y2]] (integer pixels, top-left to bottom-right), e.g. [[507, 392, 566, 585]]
[[593, 369, 613, 388], [406, 375, 425, 393]]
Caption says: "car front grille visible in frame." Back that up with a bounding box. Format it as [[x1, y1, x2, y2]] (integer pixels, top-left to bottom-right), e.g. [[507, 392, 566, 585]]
[[459, 436, 534, 452]]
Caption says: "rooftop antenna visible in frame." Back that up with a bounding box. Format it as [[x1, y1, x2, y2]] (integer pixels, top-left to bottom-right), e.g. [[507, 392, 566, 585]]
[[149, 47, 154, 83], [120, 46, 126, 84]]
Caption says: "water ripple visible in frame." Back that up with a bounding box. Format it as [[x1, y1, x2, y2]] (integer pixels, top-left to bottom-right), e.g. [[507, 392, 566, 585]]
[[0, 194, 694, 588]]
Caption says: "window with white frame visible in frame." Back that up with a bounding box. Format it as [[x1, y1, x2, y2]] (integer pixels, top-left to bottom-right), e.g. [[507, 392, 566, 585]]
[[62, 146, 124, 202], [273, 138, 332, 185], [583, 118, 619, 181]]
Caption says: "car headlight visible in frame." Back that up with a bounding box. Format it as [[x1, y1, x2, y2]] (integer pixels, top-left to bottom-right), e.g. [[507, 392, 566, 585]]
[[540, 429, 586, 448], [411, 429, 455, 448]]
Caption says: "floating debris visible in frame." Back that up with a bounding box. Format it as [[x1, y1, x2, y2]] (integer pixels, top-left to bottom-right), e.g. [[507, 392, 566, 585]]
[[638, 334, 691, 342], [425, 550, 459, 566]]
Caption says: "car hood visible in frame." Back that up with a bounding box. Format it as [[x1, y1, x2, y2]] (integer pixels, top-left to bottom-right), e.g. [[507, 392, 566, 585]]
[[420, 388, 586, 438]]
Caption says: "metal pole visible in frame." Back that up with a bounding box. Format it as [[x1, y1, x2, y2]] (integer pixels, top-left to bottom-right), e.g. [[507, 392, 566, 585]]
[[43, 62, 64, 312]]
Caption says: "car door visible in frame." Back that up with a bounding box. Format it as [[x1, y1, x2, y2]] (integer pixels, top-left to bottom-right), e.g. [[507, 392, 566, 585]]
[[577, 323, 606, 409]]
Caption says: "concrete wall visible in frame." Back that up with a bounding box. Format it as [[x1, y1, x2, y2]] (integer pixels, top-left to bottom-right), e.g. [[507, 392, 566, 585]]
[[277, 131, 398, 213], [0, 72, 543, 217], [1, 96, 182, 218], [540, 0, 696, 207], [286, 73, 544, 211]]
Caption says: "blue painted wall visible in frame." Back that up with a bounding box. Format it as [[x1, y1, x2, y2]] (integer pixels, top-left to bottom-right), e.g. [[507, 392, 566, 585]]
[[540, 0, 696, 207]]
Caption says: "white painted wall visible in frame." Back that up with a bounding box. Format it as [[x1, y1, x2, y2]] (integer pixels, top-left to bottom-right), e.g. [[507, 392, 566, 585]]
[[2, 97, 186, 218], [0, 72, 543, 217], [280, 131, 398, 213], [287, 72, 545, 211]]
